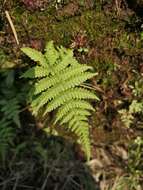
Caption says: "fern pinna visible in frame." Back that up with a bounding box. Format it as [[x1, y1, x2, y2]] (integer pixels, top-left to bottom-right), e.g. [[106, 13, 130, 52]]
[[21, 41, 98, 160]]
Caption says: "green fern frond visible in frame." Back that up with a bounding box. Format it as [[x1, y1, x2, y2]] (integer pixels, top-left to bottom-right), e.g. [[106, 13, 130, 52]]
[[52, 49, 78, 74], [45, 41, 59, 65], [78, 124, 91, 159], [61, 109, 91, 124], [21, 41, 99, 160], [0, 119, 15, 162], [0, 119, 11, 128], [0, 98, 20, 127], [44, 88, 97, 114], [21, 66, 50, 78], [68, 120, 89, 131], [31, 72, 96, 113], [68, 116, 88, 127], [34, 65, 93, 95], [21, 47, 47, 66], [55, 100, 94, 123], [0, 121, 14, 141], [68, 120, 91, 158], [34, 77, 55, 94]]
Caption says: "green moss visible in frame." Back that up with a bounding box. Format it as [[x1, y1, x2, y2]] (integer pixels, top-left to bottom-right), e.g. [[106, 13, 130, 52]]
[[81, 10, 119, 41], [45, 16, 81, 45], [90, 56, 119, 88], [11, 3, 122, 46]]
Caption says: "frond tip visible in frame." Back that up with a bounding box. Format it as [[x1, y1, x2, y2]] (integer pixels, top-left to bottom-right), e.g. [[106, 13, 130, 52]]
[[21, 41, 99, 160]]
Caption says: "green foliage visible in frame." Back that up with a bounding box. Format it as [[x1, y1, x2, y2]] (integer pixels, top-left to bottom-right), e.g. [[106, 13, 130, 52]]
[[0, 98, 20, 127], [0, 70, 23, 128], [129, 136, 143, 174], [0, 68, 27, 162], [21, 41, 99, 160], [118, 100, 143, 128], [115, 137, 143, 190], [118, 109, 134, 128], [130, 79, 143, 97], [129, 100, 143, 113], [0, 49, 15, 69], [0, 119, 15, 163]]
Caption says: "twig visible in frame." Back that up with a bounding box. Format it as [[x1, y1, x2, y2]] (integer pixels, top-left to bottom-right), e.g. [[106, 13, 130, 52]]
[[41, 151, 64, 190], [3, 0, 7, 5], [115, 0, 121, 16], [12, 174, 20, 190], [5, 10, 19, 45]]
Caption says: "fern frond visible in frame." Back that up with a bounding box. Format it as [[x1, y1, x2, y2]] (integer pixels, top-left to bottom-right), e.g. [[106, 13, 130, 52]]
[[0, 123, 14, 141], [0, 98, 20, 127], [68, 120, 88, 132], [78, 124, 91, 160], [58, 46, 74, 62], [66, 121, 91, 160], [61, 109, 91, 124], [21, 48, 47, 66], [34, 77, 56, 94], [31, 72, 96, 113], [44, 88, 97, 114], [52, 49, 78, 74], [21, 41, 99, 160], [0, 119, 11, 128], [21, 66, 50, 78], [54, 65, 93, 80], [44, 41, 59, 65], [68, 116, 88, 127], [34, 65, 92, 95], [0, 119, 15, 161], [55, 100, 94, 123]]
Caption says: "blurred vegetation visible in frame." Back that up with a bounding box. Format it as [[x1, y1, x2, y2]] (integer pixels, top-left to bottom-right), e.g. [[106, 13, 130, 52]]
[[0, 0, 143, 189]]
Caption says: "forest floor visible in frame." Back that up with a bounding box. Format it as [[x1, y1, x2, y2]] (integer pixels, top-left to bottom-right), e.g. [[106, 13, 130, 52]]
[[0, 0, 143, 189]]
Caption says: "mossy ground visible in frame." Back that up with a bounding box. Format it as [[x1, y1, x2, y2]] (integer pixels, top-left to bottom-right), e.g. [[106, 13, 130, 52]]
[[0, 0, 143, 189]]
